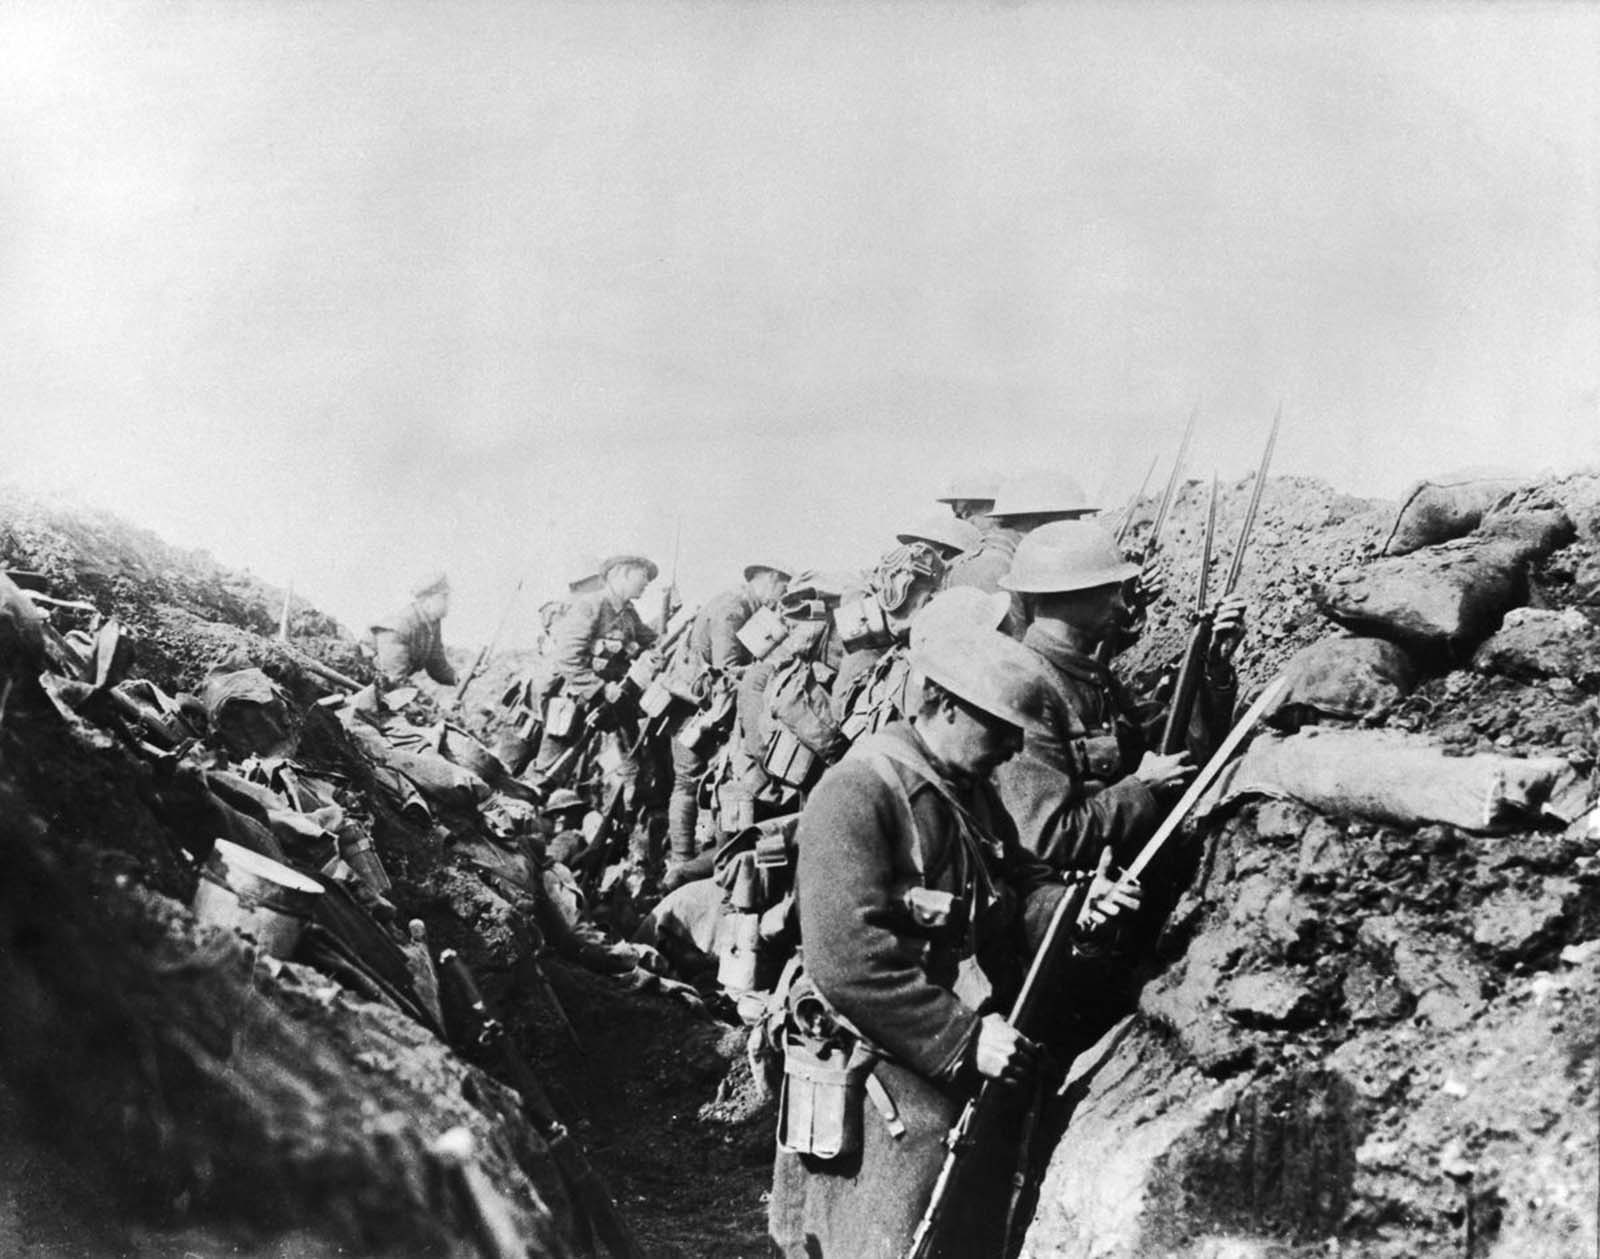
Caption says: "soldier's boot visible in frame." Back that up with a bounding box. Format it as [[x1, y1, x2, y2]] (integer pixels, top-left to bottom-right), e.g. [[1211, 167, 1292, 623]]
[[662, 793, 700, 890]]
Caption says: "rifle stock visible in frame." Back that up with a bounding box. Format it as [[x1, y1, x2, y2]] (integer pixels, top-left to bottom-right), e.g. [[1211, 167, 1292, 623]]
[[907, 676, 1289, 1258], [905, 886, 1085, 1259]]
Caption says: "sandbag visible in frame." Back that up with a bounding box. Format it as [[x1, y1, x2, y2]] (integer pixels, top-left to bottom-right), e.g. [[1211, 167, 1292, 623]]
[[1316, 538, 1535, 650], [1473, 607, 1600, 686], [1199, 727, 1589, 833], [1381, 475, 1519, 556], [1268, 636, 1415, 726]]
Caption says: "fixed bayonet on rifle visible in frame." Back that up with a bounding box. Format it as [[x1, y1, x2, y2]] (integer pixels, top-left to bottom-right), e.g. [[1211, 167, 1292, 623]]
[[908, 675, 1289, 1259], [1158, 473, 1219, 754], [1157, 407, 1280, 755], [1142, 401, 1200, 563], [1102, 674, 1288, 904], [660, 517, 683, 637], [452, 578, 526, 710], [1113, 454, 1160, 551]]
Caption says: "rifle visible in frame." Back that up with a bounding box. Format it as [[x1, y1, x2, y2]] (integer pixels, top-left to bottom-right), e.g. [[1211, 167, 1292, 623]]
[[1113, 455, 1160, 552], [1140, 400, 1200, 564], [452, 578, 525, 710], [906, 674, 1290, 1259], [575, 778, 632, 897], [660, 517, 682, 637], [1157, 407, 1280, 756], [1096, 405, 1199, 667], [436, 949, 647, 1259], [535, 608, 699, 788]]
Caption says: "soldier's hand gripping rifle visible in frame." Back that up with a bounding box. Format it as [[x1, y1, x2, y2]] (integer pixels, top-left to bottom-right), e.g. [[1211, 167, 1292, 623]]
[[1157, 406, 1280, 756], [906, 674, 1289, 1259], [452, 578, 525, 711]]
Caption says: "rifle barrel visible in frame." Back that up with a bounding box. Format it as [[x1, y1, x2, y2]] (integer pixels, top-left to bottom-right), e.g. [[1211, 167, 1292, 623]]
[[1147, 401, 1200, 558], [1114, 454, 1160, 550], [1195, 473, 1219, 615], [1222, 405, 1280, 597]]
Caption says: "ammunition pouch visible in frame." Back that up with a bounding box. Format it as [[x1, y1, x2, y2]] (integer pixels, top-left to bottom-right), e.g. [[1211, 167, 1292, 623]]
[[833, 596, 894, 652], [638, 675, 678, 719], [1070, 733, 1124, 781], [544, 694, 581, 740], [887, 878, 966, 938], [776, 1032, 876, 1160], [735, 605, 789, 661], [761, 725, 821, 789], [776, 979, 904, 1158]]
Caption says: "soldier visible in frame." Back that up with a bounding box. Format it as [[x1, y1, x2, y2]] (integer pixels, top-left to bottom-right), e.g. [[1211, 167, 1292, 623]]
[[721, 582, 844, 837], [934, 471, 1000, 524], [370, 572, 458, 686], [829, 541, 947, 719], [836, 585, 1010, 745], [531, 554, 660, 796], [894, 516, 982, 564], [665, 562, 793, 887], [946, 471, 1102, 634], [768, 622, 1138, 1258], [993, 520, 1245, 873]]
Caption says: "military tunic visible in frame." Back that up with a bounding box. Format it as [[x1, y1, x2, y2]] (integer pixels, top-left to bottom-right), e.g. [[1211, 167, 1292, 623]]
[[669, 586, 761, 861], [687, 585, 761, 672], [547, 588, 657, 702], [769, 723, 1065, 1259], [370, 602, 456, 686], [994, 619, 1235, 872], [535, 589, 658, 789]]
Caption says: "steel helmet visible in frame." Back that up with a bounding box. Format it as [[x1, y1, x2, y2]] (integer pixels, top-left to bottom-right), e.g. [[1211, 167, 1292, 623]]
[[910, 625, 1051, 735], [989, 471, 1099, 519], [1000, 521, 1139, 594], [543, 787, 585, 814], [411, 571, 451, 599], [895, 515, 982, 559], [744, 562, 795, 582], [600, 553, 660, 583], [910, 588, 1011, 648], [934, 471, 1001, 504]]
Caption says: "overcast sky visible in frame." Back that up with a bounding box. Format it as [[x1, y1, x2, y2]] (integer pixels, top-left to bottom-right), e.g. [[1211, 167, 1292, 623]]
[[2, 1, 1596, 644]]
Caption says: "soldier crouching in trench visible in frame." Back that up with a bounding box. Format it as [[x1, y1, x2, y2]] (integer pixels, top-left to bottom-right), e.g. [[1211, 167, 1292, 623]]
[[768, 621, 1140, 1258], [370, 571, 458, 686]]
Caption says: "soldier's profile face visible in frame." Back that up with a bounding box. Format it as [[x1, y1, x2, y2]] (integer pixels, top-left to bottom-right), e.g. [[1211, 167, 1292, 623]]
[[616, 565, 651, 599], [940, 698, 1024, 776]]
